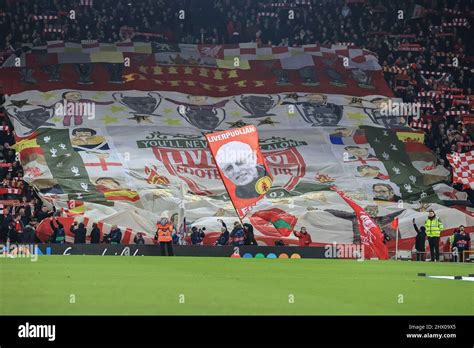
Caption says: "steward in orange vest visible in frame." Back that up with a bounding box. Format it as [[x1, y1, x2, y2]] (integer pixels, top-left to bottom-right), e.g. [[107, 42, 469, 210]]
[[155, 212, 174, 256]]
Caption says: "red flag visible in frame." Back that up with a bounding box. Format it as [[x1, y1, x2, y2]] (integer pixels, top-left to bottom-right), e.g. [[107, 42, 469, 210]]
[[333, 187, 389, 260], [250, 208, 297, 237], [205, 125, 272, 219], [391, 217, 399, 230]]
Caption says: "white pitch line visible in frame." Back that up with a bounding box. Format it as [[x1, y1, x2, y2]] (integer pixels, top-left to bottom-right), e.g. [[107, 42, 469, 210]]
[[426, 276, 474, 282]]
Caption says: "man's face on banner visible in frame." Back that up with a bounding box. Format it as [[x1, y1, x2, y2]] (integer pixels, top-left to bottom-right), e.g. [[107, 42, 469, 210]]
[[373, 184, 394, 201], [216, 141, 259, 187], [358, 165, 380, 177], [345, 146, 369, 158]]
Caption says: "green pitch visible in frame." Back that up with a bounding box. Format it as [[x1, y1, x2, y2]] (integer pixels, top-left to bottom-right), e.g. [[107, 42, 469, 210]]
[[1, 256, 472, 315]]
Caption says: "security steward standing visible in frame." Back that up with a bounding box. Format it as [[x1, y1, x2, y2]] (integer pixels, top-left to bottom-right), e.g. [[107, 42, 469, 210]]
[[424, 209, 444, 262], [155, 212, 174, 256]]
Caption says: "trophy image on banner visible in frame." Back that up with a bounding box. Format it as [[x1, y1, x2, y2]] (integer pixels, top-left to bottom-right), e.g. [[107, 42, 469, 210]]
[[113, 92, 163, 123]]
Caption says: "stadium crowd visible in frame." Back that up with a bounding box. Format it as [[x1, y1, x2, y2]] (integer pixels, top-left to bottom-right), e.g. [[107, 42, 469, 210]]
[[0, 0, 472, 256]]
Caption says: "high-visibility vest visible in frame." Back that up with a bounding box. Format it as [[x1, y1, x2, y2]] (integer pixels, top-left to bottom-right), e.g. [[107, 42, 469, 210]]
[[424, 217, 444, 237], [156, 223, 173, 242]]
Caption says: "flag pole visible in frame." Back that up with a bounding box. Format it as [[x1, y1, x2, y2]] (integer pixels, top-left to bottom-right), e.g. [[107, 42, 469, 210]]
[[178, 181, 186, 237], [395, 227, 399, 261]]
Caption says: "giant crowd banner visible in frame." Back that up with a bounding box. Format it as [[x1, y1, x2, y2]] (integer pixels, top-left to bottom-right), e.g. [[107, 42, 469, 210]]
[[1, 42, 472, 249], [5, 89, 473, 248]]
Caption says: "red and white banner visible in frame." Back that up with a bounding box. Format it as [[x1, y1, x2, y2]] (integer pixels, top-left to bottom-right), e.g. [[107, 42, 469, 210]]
[[446, 151, 474, 189], [205, 125, 272, 219], [332, 187, 389, 260]]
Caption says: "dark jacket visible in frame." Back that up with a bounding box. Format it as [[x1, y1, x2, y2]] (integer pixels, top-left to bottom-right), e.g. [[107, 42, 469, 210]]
[[134, 234, 145, 244], [215, 230, 229, 245], [50, 219, 65, 243], [413, 223, 426, 251], [191, 229, 205, 244], [230, 226, 245, 246], [22, 224, 36, 243], [109, 228, 122, 244], [243, 223, 258, 245], [453, 232, 471, 250], [20, 215, 30, 227], [37, 210, 53, 222], [90, 226, 101, 244], [70, 223, 86, 243]]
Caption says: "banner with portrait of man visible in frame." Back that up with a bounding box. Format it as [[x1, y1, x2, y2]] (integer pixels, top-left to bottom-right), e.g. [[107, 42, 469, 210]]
[[205, 125, 273, 219]]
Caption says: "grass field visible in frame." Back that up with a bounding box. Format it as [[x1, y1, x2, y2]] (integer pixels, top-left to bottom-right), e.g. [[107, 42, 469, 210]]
[[0, 256, 472, 315]]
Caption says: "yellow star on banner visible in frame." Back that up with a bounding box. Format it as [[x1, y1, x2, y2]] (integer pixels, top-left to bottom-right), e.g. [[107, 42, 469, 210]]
[[235, 80, 247, 87], [227, 70, 238, 78], [40, 92, 56, 100], [123, 73, 137, 82], [253, 81, 265, 87], [103, 115, 119, 124], [230, 111, 241, 118], [163, 118, 181, 126], [213, 70, 223, 80], [184, 67, 194, 74], [168, 67, 178, 74], [109, 105, 127, 113], [51, 117, 62, 123], [199, 68, 209, 77], [162, 107, 173, 114]]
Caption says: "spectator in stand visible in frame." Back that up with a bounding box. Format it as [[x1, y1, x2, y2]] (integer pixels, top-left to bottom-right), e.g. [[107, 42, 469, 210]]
[[134, 232, 145, 245], [215, 220, 229, 246], [104, 224, 122, 244], [243, 223, 258, 246], [230, 221, 245, 246], [0, 206, 11, 242], [49, 217, 65, 244], [37, 206, 53, 222], [18, 207, 30, 227], [70, 221, 86, 244], [453, 225, 471, 262], [293, 227, 312, 246], [190, 226, 205, 245], [424, 209, 444, 262], [90, 222, 101, 244], [412, 218, 426, 261], [22, 219, 37, 244]]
